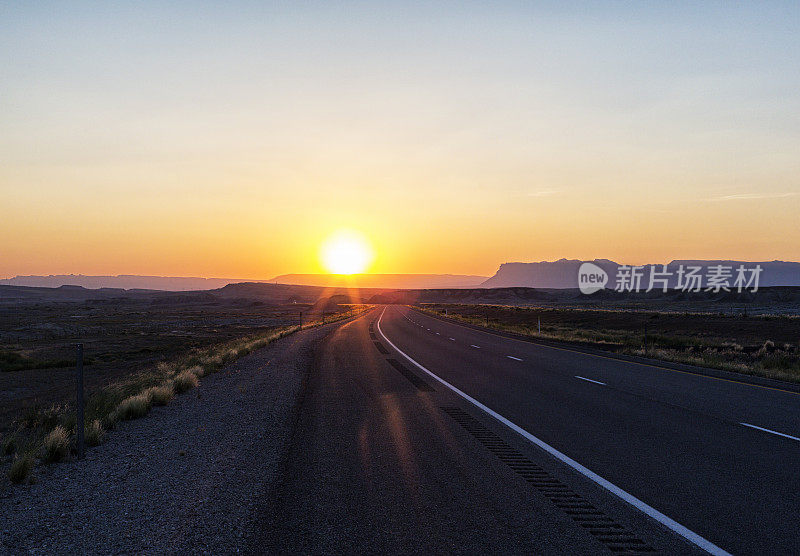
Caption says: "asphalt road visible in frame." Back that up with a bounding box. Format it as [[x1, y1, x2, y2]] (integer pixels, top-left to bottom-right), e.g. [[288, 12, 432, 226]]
[[254, 306, 799, 554]]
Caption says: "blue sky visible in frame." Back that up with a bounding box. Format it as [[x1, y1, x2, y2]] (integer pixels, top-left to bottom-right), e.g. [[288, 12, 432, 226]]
[[2, 2, 799, 277]]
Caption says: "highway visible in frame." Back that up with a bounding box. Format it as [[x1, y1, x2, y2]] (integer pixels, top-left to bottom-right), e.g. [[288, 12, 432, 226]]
[[255, 306, 799, 554]]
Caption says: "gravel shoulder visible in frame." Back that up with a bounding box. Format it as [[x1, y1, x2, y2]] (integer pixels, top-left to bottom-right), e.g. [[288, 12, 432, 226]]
[[0, 320, 345, 555]]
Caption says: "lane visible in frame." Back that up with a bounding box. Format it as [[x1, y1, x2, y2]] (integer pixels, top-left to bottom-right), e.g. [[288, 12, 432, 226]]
[[403, 307, 800, 437], [381, 305, 800, 554], [256, 308, 699, 554]]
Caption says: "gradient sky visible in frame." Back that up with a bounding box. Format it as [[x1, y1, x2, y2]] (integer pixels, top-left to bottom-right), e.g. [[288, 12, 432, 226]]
[[2, 1, 799, 278]]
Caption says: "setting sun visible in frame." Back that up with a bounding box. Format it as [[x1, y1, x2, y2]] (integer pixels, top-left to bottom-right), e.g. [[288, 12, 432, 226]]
[[320, 231, 374, 275]]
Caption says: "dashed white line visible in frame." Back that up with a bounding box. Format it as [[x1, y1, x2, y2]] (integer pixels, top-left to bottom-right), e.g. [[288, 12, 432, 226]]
[[376, 307, 730, 556], [575, 376, 606, 386], [449, 337, 455, 341], [436, 332, 440, 335], [507, 356, 522, 361], [470, 344, 481, 349], [740, 422, 800, 442]]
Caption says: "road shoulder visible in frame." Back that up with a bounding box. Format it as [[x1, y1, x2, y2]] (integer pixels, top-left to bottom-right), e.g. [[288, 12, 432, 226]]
[[0, 320, 345, 554]]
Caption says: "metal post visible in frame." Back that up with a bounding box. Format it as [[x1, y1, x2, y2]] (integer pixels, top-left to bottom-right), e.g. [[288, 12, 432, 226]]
[[76, 343, 85, 460], [299, 311, 303, 330], [538, 317, 541, 334]]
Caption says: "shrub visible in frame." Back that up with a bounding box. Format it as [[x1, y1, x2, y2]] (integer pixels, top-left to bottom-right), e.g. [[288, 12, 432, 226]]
[[8, 454, 34, 484], [147, 384, 174, 406], [174, 370, 199, 393], [85, 419, 105, 446], [111, 392, 152, 422], [42, 426, 70, 463]]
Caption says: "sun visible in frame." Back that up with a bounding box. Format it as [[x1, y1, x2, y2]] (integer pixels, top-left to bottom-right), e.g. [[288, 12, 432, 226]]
[[320, 230, 374, 275]]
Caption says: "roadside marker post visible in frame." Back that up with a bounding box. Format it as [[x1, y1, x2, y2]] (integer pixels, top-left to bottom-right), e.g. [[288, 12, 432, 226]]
[[76, 343, 85, 460], [299, 311, 303, 330]]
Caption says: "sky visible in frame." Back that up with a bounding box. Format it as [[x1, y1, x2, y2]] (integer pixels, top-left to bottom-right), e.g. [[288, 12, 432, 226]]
[[2, 1, 799, 278]]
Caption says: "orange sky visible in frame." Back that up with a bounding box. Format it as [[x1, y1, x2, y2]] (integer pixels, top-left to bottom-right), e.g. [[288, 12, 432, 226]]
[[2, 3, 799, 279]]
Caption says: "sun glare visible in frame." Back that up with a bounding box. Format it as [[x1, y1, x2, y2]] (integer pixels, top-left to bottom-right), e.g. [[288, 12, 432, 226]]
[[320, 231, 374, 275]]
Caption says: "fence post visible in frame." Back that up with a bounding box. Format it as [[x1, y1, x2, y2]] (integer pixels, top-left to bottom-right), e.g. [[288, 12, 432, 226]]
[[76, 343, 85, 460]]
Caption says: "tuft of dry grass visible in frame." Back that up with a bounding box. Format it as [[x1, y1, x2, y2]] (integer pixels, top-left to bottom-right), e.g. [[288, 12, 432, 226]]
[[156, 361, 174, 374], [42, 426, 70, 463], [110, 392, 152, 422], [8, 454, 34, 484], [146, 383, 175, 406], [187, 365, 205, 379], [173, 369, 199, 393], [85, 419, 105, 446], [2, 305, 371, 486]]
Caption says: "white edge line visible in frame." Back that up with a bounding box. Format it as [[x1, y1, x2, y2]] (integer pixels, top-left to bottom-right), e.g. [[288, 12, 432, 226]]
[[470, 344, 480, 349], [575, 375, 606, 386], [507, 355, 522, 361], [740, 422, 800, 442], [377, 307, 729, 556]]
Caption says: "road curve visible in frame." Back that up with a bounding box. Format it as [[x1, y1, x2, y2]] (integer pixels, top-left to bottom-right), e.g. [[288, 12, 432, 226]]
[[251, 306, 798, 554], [374, 305, 799, 554]]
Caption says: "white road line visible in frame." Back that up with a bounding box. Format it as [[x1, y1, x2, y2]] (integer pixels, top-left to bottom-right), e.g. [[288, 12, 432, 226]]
[[575, 376, 606, 386], [449, 337, 456, 341], [376, 307, 729, 556], [470, 344, 481, 349], [436, 332, 441, 335], [740, 422, 800, 442], [507, 356, 522, 361]]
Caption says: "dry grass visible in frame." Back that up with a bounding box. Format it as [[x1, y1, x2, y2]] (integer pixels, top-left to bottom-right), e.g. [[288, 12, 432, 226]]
[[187, 365, 206, 378], [110, 392, 152, 422], [173, 370, 200, 393], [3, 304, 371, 486], [156, 361, 175, 374], [146, 384, 175, 406], [85, 419, 105, 446], [8, 454, 34, 484], [42, 425, 70, 463], [420, 305, 800, 383]]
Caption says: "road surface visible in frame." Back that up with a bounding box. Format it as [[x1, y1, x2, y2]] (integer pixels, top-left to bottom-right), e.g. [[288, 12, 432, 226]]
[[254, 306, 799, 554]]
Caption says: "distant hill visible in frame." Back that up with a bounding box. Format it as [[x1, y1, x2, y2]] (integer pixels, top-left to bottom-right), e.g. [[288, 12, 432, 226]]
[[0, 274, 272, 291], [270, 273, 487, 289], [482, 259, 800, 289], [0, 273, 487, 291], [4, 282, 800, 315]]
